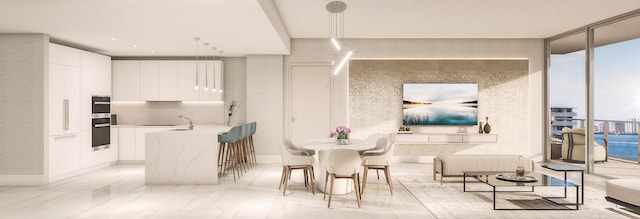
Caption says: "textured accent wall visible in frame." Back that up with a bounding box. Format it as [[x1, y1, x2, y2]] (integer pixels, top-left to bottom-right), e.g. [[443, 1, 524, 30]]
[[246, 55, 283, 156], [110, 57, 246, 125], [0, 34, 48, 175], [284, 39, 544, 159], [349, 60, 529, 155]]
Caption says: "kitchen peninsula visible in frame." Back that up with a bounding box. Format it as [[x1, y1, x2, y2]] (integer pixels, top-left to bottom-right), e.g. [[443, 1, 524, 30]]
[[145, 125, 230, 184]]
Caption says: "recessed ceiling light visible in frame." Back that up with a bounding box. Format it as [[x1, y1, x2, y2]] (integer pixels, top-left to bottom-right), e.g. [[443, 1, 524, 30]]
[[150, 50, 155, 54], [111, 37, 116, 41], [133, 44, 138, 48]]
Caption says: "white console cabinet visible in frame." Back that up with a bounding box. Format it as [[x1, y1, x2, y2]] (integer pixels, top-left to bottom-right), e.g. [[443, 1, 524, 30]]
[[394, 133, 497, 144]]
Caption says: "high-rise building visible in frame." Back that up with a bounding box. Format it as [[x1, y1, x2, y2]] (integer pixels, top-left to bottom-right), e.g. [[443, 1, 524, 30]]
[[550, 106, 577, 138]]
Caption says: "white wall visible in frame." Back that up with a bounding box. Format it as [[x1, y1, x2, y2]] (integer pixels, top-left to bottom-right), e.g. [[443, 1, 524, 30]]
[[0, 34, 49, 185], [246, 55, 284, 156], [283, 39, 545, 160]]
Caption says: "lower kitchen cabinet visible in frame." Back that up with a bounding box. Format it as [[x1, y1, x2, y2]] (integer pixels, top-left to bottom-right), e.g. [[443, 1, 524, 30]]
[[118, 127, 136, 160], [49, 134, 80, 177], [118, 126, 177, 161]]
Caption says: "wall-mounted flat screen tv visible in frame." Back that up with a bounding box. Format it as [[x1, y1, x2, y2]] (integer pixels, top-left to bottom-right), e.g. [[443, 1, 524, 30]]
[[403, 83, 478, 125]]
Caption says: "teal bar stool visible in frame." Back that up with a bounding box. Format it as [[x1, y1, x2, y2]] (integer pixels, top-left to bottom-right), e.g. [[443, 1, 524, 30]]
[[218, 125, 242, 182]]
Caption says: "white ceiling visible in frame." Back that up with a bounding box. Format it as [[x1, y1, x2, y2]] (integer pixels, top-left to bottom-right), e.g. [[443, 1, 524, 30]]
[[1, 0, 640, 57]]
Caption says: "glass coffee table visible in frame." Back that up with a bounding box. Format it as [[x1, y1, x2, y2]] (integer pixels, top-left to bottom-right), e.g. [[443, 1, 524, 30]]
[[463, 171, 580, 210], [541, 164, 585, 204]]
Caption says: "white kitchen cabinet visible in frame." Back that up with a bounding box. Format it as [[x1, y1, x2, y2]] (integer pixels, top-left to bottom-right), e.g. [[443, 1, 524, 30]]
[[50, 43, 80, 67], [80, 51, 111, 132], [49, 63, 80, 136], [110, 127, 119, 162], [112, 61, 141, 101], [135, 127, 156, 160], [158, 62, 179, 100], [112, 60, 223, 101], [140, 61, 160, 100], [118, 127, 136, 160], [49, 134, 80, 177], [177, 61, 199, 101]]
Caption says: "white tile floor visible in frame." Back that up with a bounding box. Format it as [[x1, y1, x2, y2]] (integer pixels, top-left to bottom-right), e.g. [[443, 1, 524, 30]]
[[0, 162, 636, 219], [0, 163, 434, 219]]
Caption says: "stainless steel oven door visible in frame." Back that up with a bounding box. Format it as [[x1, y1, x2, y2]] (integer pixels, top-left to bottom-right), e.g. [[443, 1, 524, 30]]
[[92, 96, 110, 114], [92, 117, 110, 147]]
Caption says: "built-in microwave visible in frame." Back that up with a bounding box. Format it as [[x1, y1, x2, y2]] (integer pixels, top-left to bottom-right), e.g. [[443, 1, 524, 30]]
[[92, 96, 110, 114]]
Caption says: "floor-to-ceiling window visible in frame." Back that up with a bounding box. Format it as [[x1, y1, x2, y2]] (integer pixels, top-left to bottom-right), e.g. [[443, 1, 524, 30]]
[[546, 10, 640, 175], [594, 15, 640, 162]]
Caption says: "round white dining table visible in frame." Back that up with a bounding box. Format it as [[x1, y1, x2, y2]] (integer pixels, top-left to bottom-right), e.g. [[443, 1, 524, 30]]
[[296, 138, 376, 194]]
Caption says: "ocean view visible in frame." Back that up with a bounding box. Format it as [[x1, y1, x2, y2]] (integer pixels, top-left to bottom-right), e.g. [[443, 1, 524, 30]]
[[595, 134, 639, 160]]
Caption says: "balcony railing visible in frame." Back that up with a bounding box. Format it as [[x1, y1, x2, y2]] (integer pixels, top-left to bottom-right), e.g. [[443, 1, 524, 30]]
[[554, 118, 640, 163]]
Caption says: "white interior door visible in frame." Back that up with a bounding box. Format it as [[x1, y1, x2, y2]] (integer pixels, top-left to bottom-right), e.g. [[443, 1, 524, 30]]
[[290, 65, 332, 143]]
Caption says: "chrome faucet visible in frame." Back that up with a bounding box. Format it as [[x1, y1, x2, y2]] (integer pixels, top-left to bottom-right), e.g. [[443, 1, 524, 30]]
[[178, 115, 194, 130]]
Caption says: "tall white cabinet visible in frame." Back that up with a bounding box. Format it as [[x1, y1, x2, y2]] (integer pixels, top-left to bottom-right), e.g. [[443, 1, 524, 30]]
[[48, 44, 81, 178], [48, 43, 114, 181], [112, 60, 223, 101]]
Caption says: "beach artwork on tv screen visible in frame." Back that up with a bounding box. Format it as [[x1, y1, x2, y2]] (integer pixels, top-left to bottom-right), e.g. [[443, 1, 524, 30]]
[[403, 83, 478, 125]]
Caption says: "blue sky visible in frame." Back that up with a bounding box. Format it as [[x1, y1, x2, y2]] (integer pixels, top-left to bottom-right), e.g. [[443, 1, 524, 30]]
[[550, 38, 640, 121]]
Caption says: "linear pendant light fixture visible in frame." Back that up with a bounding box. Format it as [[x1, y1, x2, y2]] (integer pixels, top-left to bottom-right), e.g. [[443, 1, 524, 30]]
[[203, 42, 209, 91], [327, 1, 346, 51], [211, 47, 217, 92], [194, 37, 200, 90], [326, 1, 352, 75], [218, 50, 224, 93]]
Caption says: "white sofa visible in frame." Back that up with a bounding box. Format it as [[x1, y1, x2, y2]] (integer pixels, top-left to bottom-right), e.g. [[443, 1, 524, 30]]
[[606, 179, 640, 213], [433, 154, 534, 185]]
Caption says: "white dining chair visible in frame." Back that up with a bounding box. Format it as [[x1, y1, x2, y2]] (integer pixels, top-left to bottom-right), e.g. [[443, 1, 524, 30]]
[[279, 140, 315, 196], [361, 134, 395, 195], [324, 149, 362, 208]]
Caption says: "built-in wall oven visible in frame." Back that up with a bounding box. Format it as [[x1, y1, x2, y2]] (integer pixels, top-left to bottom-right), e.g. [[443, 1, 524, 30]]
[[92, 96, 110, 150]]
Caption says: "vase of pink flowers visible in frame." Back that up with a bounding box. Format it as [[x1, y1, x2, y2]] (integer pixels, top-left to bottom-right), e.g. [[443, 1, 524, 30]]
[[330, 125, 351, 145]]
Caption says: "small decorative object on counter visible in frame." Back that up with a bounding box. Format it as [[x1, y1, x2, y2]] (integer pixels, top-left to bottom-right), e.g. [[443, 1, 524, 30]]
[[483, 117, 492, 134], [478, 122, 484, 134], [225, 100, 238, 126], [516, 156, 525, 177], [330, 125, 351, 145]]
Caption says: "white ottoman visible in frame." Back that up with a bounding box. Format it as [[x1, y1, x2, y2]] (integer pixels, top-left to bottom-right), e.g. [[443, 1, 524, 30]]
[[606, 179, 640, 212]]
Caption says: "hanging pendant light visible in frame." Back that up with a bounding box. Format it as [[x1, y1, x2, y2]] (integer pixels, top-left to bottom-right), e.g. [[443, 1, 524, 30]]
[[194, 37, 200, 90], [326, 1, 352, 75], [218, 50, 224, 93], [203, 42, 209, 91], [211, 47, 218, 92], [327, 1, 346, 51]]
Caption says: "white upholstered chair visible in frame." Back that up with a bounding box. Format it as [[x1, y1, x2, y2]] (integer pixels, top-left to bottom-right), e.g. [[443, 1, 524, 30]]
[[561, 127, 607, 163], [324, 149, 362, 208], [279, 140, 315, 196], [361, 134, 395, 195], [358, 133, 385, 155]]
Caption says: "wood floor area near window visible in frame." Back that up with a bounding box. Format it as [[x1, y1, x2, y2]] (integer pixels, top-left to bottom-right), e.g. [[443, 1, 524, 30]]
[[0, 162, 637, 219]]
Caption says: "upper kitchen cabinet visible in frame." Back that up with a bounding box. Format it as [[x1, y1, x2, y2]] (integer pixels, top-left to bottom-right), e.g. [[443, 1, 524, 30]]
[[112, 61, 141, 101], [50, 43, 80, 67], [112, 60, 222, 101], [177, 61, 199, 101], [140, 61, 160, 100], [158, 62, 179, 100], [140, 61, 180, 101]]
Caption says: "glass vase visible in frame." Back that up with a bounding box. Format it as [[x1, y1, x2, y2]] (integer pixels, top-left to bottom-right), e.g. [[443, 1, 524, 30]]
[[337, 138, 349, 145]]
